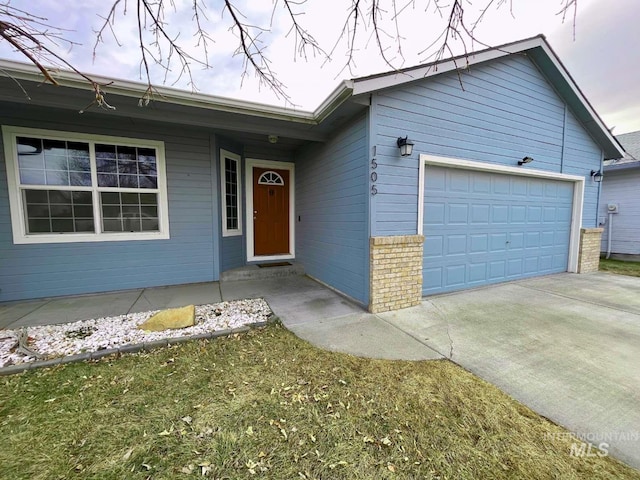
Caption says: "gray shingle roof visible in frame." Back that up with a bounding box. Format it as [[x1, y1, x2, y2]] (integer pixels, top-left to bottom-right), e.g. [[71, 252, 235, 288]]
[[616, 130, 640, 162]]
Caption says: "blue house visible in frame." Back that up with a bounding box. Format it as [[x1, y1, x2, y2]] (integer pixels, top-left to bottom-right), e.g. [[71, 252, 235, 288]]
[[0, 35, 623, 312], [600, 130, 640, 257]]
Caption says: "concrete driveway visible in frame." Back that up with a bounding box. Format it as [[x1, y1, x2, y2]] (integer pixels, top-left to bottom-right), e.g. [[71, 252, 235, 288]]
[[378, 272, 640, 470]]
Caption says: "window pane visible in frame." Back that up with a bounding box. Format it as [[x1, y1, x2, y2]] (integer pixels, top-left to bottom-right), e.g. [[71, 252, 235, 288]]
[[43, 139, 66, 157], [97, 158, 117, 173], [98, 173, 118, 187], [117, 146, 136, 161], [44, 155, 68, 171], [69, 172, 92, 186], [45, 170, 69, 186], [121, 193, 139, 204], [119, 175, 139, 188], [23, 189, 94, 234], [118, 160, 138, 175], [20, 169, 46, 185], [101, 192, 120, 204], [18, 138, 90, 187], [100, 192, 159, 233], [138, 175, 157, 189], [103, 218, 123, 232], [96, 144, 116, 159], [224, 158, 239, 231], [95, 144, 158, 190]]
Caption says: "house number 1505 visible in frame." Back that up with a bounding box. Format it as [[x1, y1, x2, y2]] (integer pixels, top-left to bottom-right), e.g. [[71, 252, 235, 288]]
[[370, 158, 378, 195]]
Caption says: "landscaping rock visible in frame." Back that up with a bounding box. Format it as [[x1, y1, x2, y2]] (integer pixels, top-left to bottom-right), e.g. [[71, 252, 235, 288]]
[[138, 305, 196, 331]]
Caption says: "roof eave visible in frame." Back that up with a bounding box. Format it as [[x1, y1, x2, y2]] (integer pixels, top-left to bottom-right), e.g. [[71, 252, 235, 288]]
[[604, 161, 640, 172], [0, 58, 325, 125], [349, 35, 624, 160]]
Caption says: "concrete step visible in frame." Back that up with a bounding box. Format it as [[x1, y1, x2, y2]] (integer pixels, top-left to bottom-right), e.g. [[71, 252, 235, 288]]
[[220, 263, 305, 282]]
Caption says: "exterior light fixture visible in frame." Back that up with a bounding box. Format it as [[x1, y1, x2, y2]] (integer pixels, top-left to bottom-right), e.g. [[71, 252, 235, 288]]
[[591, 169, 604, 183], [397, 136, 414, 157], [268, 135, 279, 144], [518, 156, 534, 165]]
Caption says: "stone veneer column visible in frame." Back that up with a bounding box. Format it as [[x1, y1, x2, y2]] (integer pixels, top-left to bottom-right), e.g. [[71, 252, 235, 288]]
[[369, 235, 425, 313], [577, 228, 603, 273]]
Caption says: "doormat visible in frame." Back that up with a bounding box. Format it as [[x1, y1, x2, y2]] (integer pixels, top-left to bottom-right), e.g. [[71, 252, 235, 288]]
[[257, 262, 292, 268]]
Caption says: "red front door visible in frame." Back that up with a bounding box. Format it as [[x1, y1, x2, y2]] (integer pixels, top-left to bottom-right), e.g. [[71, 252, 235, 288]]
[[253, 167, 289, 255]]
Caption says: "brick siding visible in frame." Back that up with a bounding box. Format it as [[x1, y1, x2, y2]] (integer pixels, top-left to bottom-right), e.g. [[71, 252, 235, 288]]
[[369, 235, 424, 313], [578, 228, 603, 273]]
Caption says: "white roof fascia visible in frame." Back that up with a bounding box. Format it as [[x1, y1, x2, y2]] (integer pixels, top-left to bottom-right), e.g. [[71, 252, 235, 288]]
[[350, 37, 544, 96], [313, 80, 354, 122], [0, 59, 321, 124]]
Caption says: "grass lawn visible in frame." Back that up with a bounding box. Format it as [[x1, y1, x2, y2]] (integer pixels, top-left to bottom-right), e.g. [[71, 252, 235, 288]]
[[600, 258, 640, 277], [1, 324, 638, 479]]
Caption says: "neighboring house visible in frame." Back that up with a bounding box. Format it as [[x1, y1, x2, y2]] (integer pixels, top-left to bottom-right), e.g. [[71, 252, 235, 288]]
[[0, 35, 623, 313], [600, 131, 640, 256]]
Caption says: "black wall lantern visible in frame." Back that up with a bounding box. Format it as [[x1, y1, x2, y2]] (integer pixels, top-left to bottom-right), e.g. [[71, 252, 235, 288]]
[[397, 136, 414, 157], [591, 170, 604, 183], [518, 156, 534, 165]]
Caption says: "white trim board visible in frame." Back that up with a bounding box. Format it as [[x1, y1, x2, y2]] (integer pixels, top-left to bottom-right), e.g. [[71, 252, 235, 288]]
[[417, 154, 585, 274], [245, 159, 295, 262]]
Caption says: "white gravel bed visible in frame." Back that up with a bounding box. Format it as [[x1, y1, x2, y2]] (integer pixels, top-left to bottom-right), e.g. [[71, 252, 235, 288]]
[[0, 298, 272, 368]]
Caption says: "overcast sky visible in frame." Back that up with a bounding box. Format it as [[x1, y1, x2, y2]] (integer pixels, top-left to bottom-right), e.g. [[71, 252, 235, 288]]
[[1, 0, 638, 134]]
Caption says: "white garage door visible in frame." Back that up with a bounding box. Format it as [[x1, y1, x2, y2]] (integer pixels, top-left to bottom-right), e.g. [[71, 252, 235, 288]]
[[422, 165, 574, 295]]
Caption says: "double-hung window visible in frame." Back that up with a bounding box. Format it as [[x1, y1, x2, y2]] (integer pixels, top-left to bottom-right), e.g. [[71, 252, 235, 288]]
[[2, 126, 169, 244], [220, 149, 242, 236]]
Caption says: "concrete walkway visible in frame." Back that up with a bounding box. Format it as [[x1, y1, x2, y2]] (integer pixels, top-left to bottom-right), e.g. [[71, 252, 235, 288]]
[[0, 276, 442, 361]]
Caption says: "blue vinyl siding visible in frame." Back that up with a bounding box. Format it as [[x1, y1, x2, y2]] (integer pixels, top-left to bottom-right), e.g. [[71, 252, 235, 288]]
[[296, 114, 369, 305], [561, 109, 603, 228], [599, 168, 640, 255], [371, 54, 602, 235], [0, 104, 217, 301], [221, 235, 244, 271]]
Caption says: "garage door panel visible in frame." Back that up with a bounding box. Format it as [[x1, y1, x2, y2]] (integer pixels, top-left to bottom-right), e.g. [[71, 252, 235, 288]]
[[425, 203, 445, 225], [470, 234, 488, 252], [471, 204, 490, 223], [447, 235, 466, 255], [527, 206, 542, 222], [491, 205, 509, 223], [489, 261, 506, 279], [449, 204, 469, 223], [511, 205, 527, 223], [524, 257, 539, 273], [449, 170, 470, 192], [424, 236, 444, 257], [423, 165, 573, 295], [489, 233, 508, 252], [472, 174, 491, 193], [507, 258, 523, 277], [445, 265, 466, 286], [468, 263, 487, 282], [493, 177, 511, 194]]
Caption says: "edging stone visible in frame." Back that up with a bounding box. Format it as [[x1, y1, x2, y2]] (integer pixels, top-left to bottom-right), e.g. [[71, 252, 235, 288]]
[[0, 321, 268, 376]]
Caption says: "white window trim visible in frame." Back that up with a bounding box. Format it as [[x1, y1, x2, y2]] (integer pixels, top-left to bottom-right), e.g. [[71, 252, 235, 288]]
[[2, 125, 170, 244], [220, 149, 243, 237], [245, 159, 295, 262], [418, 154, 585, 274]]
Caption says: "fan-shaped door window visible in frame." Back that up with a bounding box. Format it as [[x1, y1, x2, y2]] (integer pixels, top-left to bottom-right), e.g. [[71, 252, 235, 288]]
[[257, 171, 284, 186]]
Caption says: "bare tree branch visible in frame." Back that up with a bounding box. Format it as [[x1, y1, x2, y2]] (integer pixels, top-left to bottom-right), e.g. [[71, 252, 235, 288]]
[[223, 0, 290, 102], [0, 0, 583, 108]]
